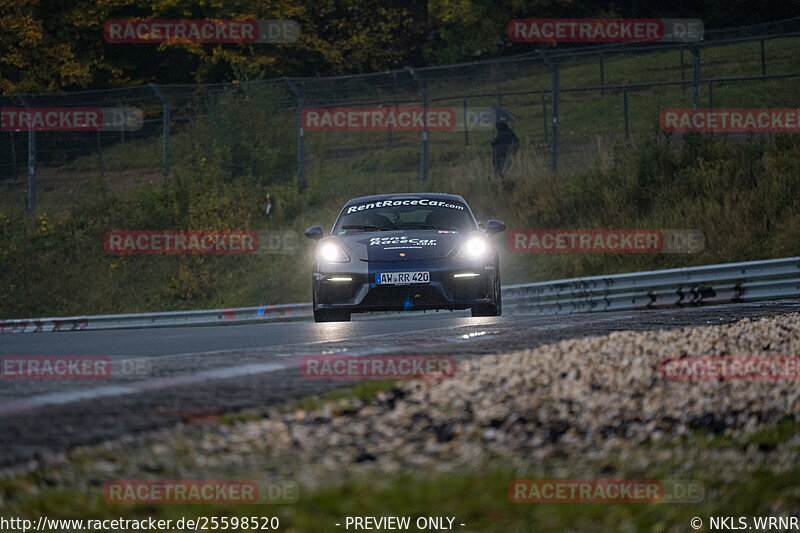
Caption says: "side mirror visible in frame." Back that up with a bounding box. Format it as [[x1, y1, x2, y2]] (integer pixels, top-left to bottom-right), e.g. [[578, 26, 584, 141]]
[[485, 219, 506, 235], [304, 225, 324, 240]]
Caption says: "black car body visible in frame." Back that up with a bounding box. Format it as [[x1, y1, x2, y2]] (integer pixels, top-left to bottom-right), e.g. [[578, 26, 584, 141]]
[[305, 193, 505, 322]]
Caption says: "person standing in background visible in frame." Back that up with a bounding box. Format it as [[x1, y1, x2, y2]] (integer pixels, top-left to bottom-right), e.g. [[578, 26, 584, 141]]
[[491, 121, 519, 179]]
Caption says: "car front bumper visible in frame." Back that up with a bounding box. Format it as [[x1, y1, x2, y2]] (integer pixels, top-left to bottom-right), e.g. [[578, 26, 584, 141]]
[[313, 258, 498, 313]]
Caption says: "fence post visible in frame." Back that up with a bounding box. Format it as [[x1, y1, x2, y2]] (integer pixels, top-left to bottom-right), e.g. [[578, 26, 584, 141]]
[[27, 130, 35, 213], [387, 72, 397, 147], [118, 101, 125, 144], [599, 54, 605, 97], [542, 93, 548, 142], [17, 95, 35, 214], [9, 132, 16, 184], [538, 51, 559, 172], [623, 87, 629, 139], [688, 45, 700, 109], [494, 60, 502, 106], [680, 48, 686, 92], [381, 100, 391, 148], [405, 67, 428, 182], [283, 77, 306, 192], [463, 98, 469, 146], [97, 131, 104, 181], [149, 83, 170, 183]]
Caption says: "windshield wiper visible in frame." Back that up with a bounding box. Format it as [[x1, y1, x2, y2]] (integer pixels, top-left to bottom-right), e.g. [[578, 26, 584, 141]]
[[341, 224, 391, 232], [404, 224, 460, 231]]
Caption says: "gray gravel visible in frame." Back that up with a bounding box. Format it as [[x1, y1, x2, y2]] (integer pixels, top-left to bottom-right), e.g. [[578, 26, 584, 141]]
[[215, 312, 800, 471], [5, 312, 800, 502]]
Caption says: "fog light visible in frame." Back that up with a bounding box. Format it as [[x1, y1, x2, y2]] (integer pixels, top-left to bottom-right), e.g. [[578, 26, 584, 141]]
[[453, 272, 480, 278], [327, 276, 352, 282]]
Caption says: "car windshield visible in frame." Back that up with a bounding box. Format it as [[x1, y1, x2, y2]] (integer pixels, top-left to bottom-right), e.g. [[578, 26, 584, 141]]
[[334, 199, 476, 234]]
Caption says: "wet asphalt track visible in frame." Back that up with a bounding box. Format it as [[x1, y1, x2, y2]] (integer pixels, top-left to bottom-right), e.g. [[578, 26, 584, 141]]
[[1, 300, 799, 469]]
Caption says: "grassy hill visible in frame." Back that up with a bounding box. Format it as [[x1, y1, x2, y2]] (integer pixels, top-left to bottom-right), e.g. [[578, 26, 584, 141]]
[[2, 36, 800, 318]]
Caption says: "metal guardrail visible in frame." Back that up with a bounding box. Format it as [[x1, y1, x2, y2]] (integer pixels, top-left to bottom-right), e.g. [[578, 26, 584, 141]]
[[503, 256, 800, 315], [0, 303, 313, 333], [2, 257, 799, 332]]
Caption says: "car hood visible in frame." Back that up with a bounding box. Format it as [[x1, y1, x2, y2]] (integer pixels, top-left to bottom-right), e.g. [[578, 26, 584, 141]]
[[338, 230, 468, 261]]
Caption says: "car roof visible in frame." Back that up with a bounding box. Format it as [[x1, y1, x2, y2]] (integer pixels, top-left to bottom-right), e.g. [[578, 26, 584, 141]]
[[343, 193, 468, 206]]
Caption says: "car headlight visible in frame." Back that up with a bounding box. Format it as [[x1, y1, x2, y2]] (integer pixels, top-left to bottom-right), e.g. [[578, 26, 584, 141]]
[[318, 242, 351, 263], [457, 236, 489, 258]]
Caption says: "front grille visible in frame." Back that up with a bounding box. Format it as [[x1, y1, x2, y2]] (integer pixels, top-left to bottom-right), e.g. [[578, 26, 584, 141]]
[[360, 285, 449, 310], [443, 277, 490, 300]]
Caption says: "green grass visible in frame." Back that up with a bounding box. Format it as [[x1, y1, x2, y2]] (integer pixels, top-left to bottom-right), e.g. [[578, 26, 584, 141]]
[[273, 379, 399, 414], [744, 418, 800, 450], [3, 131, 800, 318], [63, 136, 161, 172], [1, 36, 800, 318], [3, 408, 800, 532]]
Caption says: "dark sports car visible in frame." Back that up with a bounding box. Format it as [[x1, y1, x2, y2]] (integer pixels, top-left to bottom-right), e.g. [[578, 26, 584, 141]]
[[305, 193, 506, 322]]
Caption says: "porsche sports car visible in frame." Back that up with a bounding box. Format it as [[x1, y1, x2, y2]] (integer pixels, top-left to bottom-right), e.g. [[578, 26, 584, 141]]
[[305, 193, 506, 322]]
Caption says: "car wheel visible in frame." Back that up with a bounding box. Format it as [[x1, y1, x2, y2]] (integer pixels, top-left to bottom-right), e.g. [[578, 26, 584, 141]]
[[314, 308, 352, 322], [471, 270, 502, 317]]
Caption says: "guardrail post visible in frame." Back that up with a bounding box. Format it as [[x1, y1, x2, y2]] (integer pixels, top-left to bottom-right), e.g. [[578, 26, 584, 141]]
[[405, 67, 429, 182], [283, 78, 306, 192], [538, 51, 559, 172], [17, 95, 35, 214], [149, 83, 170, 183]]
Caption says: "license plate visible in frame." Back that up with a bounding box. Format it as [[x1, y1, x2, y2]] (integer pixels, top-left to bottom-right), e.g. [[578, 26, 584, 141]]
[[376, 271, 430, 285]]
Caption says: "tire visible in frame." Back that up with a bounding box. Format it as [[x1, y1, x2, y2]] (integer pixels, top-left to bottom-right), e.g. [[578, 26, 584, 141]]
[[471, 270, 502, 317], [314, 307, 351, 322]]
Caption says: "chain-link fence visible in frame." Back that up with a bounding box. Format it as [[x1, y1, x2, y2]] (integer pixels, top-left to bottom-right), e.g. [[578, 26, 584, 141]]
[[3, 17, 800, 213]]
